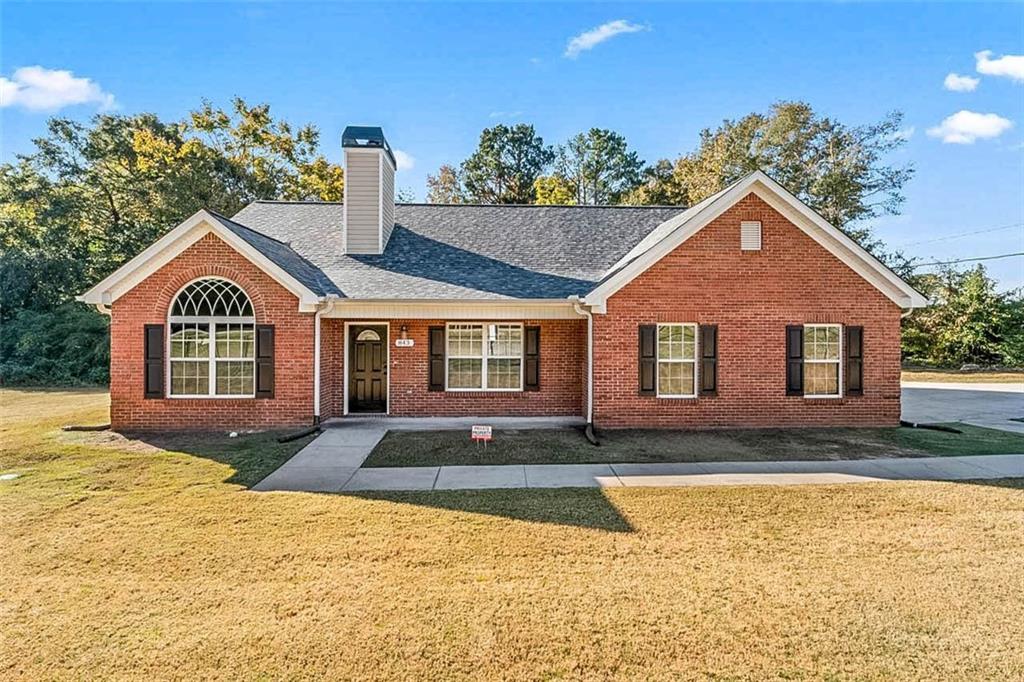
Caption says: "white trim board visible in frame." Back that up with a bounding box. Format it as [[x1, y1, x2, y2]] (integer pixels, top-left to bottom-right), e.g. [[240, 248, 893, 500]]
[[77, 210, 320, 312], [323, 299, 585, 320], [585, 171, 929, 312]]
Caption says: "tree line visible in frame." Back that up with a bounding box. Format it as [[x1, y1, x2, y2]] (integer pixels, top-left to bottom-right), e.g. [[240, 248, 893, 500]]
[[1, 99, 1019, 385], [428, 102, 912, 268]]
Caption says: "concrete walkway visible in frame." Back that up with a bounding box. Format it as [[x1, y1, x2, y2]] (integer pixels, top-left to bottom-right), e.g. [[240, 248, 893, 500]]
[[257, 448, 1024, 492], [339, 455, 1024, 491], [251, 416, 584, 492], [252, 385, 1024, 493]]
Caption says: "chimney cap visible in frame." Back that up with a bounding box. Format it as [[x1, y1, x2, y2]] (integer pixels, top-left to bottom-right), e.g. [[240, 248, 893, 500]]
[[342, 126, 396, 168]]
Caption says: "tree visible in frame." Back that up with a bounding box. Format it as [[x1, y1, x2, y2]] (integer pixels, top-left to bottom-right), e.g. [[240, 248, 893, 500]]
[[902, 265, 1022, 367], [0, 99, 346, 385], [396, 186, 417, 203], [533, 175, 576, 205], [460, 124, 554, 203], [187, 98, 344, 203], [554, 128, 644, 204], [625, 102, 914, 260], [425, 164, 465, 203]]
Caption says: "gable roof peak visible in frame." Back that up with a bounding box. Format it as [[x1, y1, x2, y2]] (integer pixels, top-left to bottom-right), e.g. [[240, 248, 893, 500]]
[[586, 170, 928, 310]]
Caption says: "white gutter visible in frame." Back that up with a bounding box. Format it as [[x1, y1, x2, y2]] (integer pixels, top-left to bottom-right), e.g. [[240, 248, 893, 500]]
[[569, 295, 594, 425], [93, 303, 112, 316], [313, 295, 341, 422]]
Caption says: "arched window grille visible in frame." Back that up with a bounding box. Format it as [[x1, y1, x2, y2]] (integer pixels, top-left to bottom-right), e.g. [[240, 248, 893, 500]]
[[168, 278, 255, 397]]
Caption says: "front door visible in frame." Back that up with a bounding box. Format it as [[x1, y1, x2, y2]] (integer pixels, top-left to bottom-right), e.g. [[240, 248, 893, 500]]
[[348, 325, 387, 413]]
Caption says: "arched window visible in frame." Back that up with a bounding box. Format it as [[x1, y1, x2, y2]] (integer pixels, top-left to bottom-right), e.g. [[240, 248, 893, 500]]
[[168, 278, 255, 397], [355, 329, 381, 342]]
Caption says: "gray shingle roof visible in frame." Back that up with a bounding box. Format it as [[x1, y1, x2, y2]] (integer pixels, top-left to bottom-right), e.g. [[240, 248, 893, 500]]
[[229, 202, 683, 300], [206, 210, 342, 296]]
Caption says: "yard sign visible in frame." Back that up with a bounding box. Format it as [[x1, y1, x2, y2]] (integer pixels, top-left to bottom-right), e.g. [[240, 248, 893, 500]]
[[471, 425, 493, 443]]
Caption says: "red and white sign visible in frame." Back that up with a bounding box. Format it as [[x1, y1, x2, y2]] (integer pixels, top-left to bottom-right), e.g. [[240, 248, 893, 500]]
[[471, 425, 493, 442]]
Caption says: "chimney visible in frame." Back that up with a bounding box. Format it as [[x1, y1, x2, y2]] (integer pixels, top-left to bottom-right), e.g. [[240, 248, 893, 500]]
[[342, 126, 396, 255]]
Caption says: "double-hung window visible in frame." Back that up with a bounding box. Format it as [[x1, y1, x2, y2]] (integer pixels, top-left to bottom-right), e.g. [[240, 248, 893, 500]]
[[657, 323, 698, 397], [803, 324, 841, 397], [446, 323, 523, 391], [168, 278, 256, 398]]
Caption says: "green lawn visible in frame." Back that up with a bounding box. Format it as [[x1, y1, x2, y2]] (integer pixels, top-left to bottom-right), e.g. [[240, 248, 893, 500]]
[[364, 423, 1024, 467], [2, 388, 1023, 679]]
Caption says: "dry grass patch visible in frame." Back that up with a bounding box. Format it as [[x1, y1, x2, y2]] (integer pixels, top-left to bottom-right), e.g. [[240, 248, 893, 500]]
[[902, 369, 1024, 384], [2, 389, 1023, 680]]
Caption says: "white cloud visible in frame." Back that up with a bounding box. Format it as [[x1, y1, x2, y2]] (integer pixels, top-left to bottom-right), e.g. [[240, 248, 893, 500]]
[[926, 110, 1013, 144], [564, 20, 647, 59], [488, 110, 523, 119], [0, 66, 116, 111], [393, 149, 415, 172], [975, 50, 1024, 82], [943, 72, 979, 92]]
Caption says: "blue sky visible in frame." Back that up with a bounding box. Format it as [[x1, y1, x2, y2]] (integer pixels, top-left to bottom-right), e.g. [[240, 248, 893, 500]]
[[3, 2, 1022, 290]]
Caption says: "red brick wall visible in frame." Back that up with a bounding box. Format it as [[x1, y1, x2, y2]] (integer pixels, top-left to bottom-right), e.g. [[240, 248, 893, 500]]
[[592, 192, 903, 429], [109, 232, 315, 430], [320, 318, 345, 419], [317, 319, 585, 418]]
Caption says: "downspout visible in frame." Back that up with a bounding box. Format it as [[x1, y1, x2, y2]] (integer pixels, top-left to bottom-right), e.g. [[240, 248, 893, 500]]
[[94, 303, 112, 316], [313, 295, 340, 424], [569, 296, 594, 426]]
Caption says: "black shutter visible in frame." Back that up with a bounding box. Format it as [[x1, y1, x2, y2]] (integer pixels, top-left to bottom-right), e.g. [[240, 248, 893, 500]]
[[845, 325, 864, 396], [255, 325, 275, 399], [638, 325, 656, 395], [144, 324, 164, 399], [699, 324, 718, 396], [786, 325, 804, 396], [428, 326, 445, 391], [524, 326, 540, 391]]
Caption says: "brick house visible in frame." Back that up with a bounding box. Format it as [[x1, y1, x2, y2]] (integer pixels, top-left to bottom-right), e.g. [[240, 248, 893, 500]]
[[79, 127, 927, 431]]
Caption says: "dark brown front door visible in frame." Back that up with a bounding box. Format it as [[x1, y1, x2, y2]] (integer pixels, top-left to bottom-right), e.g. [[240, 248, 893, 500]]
[[349, 325, 387, 413]]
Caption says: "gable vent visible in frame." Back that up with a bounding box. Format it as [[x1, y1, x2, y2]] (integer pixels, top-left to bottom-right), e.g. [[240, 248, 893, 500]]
[[740, 221, 762, 251]]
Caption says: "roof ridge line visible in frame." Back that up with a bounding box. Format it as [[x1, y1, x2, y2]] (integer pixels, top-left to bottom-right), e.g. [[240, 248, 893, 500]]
[[397, 203, 687, 209], [207, 209, 295, 248], [252, 199, 345, 205], [247, 199, 685, 209]]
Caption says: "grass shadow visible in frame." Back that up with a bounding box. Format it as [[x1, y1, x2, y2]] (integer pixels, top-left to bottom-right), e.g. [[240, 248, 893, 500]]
[[341, 487, 634, 533], [121, 429, 316, 488]]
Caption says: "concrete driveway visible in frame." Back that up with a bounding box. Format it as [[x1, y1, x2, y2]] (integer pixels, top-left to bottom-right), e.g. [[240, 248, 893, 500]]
[[902, 381, 1024, 433]]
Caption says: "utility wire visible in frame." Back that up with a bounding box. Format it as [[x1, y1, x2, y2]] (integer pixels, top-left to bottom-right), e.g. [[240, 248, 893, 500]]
[[898, 222, 1023, 247], [911, 252, 1024, 269]]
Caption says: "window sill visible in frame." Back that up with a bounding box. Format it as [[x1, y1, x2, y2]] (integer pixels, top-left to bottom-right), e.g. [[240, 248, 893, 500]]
[[167, 395, 256, 400], [445, 388, 524, 394]]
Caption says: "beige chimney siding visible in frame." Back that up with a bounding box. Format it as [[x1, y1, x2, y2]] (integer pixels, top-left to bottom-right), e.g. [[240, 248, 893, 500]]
[[380, 155, 395, 250], [344, 150, 382, 254]]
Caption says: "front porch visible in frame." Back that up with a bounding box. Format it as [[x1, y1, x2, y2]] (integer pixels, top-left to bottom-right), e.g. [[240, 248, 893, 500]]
[[317, 317, 587, 420]]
